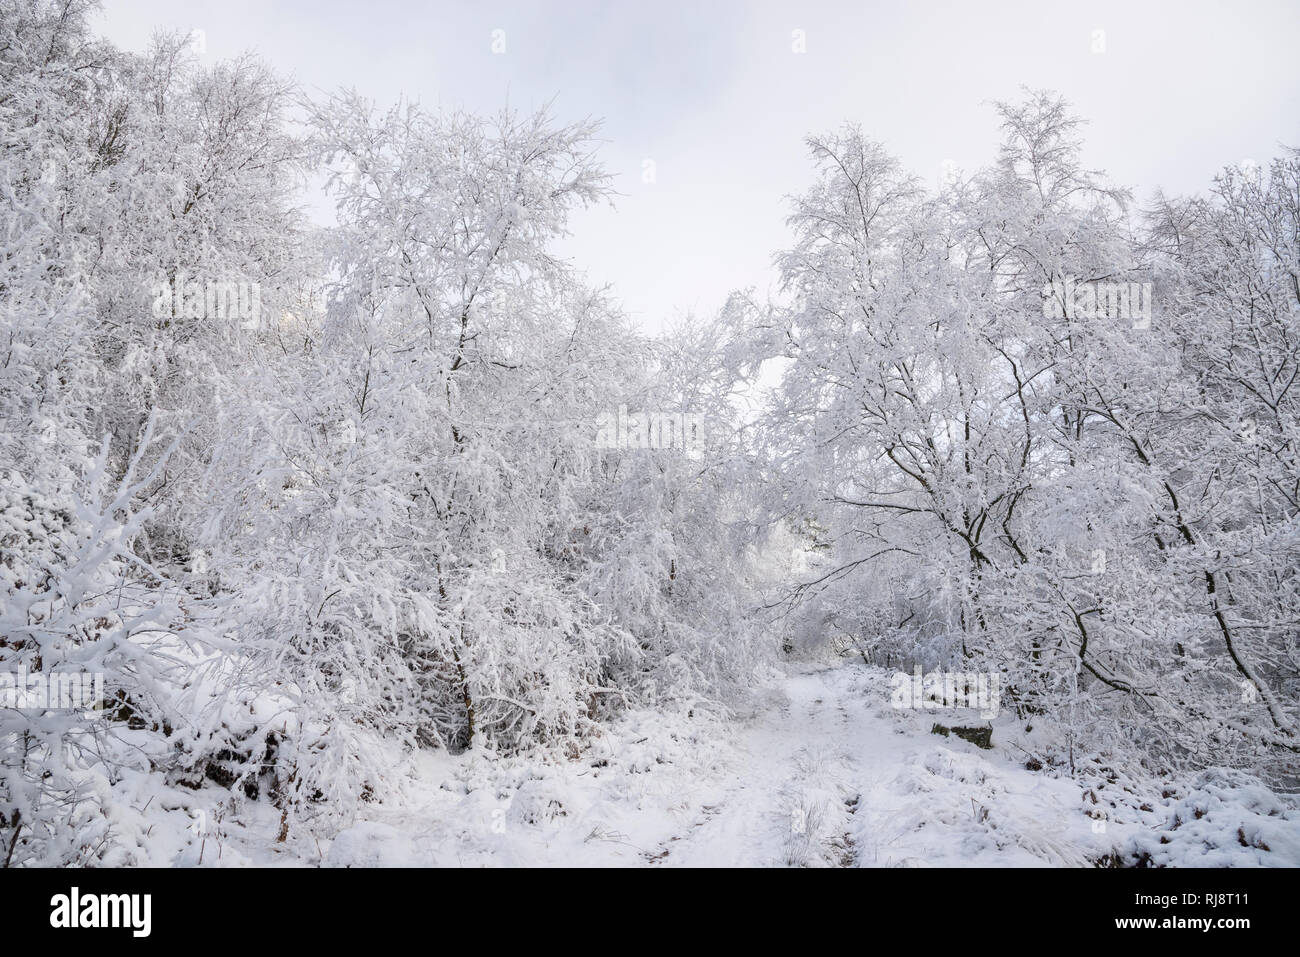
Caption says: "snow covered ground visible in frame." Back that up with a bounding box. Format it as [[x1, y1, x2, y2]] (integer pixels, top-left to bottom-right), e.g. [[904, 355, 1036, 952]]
[[116, 660, 1300, 868], [264, 662, 1293, 868]]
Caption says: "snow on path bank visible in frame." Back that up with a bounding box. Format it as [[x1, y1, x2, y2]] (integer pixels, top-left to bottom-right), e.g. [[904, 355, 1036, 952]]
[[321, 663, 1300, 867]]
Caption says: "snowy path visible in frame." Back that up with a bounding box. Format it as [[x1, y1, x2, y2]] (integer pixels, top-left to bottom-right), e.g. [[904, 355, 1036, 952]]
[[637, 668, 883, 867], [315, 662, 1298, 868], [631, 665, 1098, 867], [321, 664, 1099, 867]]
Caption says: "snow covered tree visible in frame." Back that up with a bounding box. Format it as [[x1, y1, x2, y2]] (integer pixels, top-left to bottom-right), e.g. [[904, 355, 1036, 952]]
[[742, 91, 1299, 778]]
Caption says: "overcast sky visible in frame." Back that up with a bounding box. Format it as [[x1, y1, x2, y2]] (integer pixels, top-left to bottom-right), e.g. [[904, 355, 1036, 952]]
[[97, 0, 1300, 333]]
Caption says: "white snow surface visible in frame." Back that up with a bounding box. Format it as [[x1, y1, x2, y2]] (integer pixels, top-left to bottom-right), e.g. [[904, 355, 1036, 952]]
[[156, 661, 1296, 868]]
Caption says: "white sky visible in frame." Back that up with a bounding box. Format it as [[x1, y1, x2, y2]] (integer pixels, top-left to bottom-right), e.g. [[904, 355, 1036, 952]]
[[98, 0, 1300, 334]]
